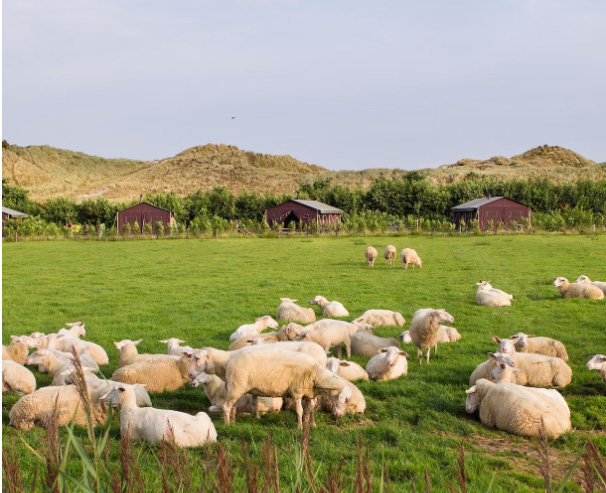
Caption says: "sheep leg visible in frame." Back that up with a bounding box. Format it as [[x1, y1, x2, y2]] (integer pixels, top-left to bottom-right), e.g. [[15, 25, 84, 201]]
[[417, 348, 423, 365], [231, 404, 237, 424], [336, 345, 342, 359], [223, 400, 235, 425], [252, 395, 260, 419], [304, 398, 316, 428], [434, 344, 438, 355], [345, 342, 351, 359], [296, 398, 304, 430], [426, 349, 431, 365]]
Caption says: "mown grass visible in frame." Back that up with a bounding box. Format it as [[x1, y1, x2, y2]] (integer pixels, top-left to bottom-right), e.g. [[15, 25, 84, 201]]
[[2, 235, 606, 490]]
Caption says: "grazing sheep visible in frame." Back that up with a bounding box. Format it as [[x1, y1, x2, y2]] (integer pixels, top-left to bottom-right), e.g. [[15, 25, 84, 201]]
[[191, 372, 282, 413], [465, 379, 571, 438], [299, 324, 351, 358], [366, 347, 409, 382], [313, 375, 366, 415], [229, 316, 279, 341], [25, 349, 97, 386], [576, 275, 606, 295], [401, 248, 422, 269], [114, 339, 179, 368], [103, 383, 217, 447], [2, 337, 30, 365], [111, 355, 190, 393], [351, 331, 401, 357], [384, 245, 397, 265], [353, 310, 405, 327], [277, 298, 316, 324], [553, 277, 604, 300], [159, 338, 194, 356], [2, 360, 36, 395], [308, 296, 349, 318], [408, 308, 455, 364], [475, 281, 513, 307], [326, 357, 369, 381], [228, 332, 280, 350], [508, 333, 569, 361], [58, 322, 86, 339], [365, 246, 378, 267], [222, 348, 354, 428], [399, 325, 461, 351], [586, 355, 606, 383]]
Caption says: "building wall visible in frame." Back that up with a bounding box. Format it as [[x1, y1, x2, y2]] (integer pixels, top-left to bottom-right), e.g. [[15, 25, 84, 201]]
[[265, 201, 343, 227], [117, 203, 173, 235], [479, 198, 530, 230]]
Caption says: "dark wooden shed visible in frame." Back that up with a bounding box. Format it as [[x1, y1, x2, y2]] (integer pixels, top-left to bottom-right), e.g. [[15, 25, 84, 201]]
[[2, 206, 29, 237], [117, 202, 175, 235], [451, 197, 530, 231], [264, 200, 344, 229]]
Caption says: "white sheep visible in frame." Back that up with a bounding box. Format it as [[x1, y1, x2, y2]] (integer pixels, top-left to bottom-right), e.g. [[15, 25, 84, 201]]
[[408, 308, 455, 364], [366, 347, 409, 382], [553, 277, 604, 300], [586, 355, 606, 383], [277, 298, 316, 324], [365, 246, 378, 267], [469, 352, 518, 385], [114, 339, 180, 368], [102, 383, 217, 447], [26, 347, 99, 374], [384, 245, 397, 265], [55, 336, 109, 365], [159, 338, 194, 356], [313, 375, 366, 415], [351, 331, 401, 357], [229, 316, 279, 341], [228, 332, 281, 350], [2, 360, 36, 395], [489, 354, 528, 385], [57, 322, 86, 339], [401, 248, 422, 269], [576, 275, 606, 295], [111, 355, 191, 393], [475, 281, 513, 307], [222, 348, 354, 428], [508, 333, 569, 361], [308, 296, 349, 318], [2, 337, 30, 365], [465, 379, 571, 438], [399, 325, 461, 348], [299, 324, 352, 359], [326, 357, 369, 381], [68, 375, 153, 407], [24, 349, 97, 386], [352, 310, 405, 327]]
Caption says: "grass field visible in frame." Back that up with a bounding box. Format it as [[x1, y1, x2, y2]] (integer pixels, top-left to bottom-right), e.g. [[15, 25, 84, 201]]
[[3, 235, 606, 491]]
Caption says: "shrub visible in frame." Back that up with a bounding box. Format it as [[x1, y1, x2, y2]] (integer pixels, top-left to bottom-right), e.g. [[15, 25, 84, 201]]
[[143, 222, 153, 236], [155, 221, 164, 237], [122, 223, 131, 237], [133, 220, 141, 235]]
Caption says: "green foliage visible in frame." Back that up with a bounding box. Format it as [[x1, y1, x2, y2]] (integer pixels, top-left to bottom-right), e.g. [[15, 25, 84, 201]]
[[143, 222, 153, 236], [133, 220, 141, 234], [122, 222, 131, 236], [155, 221, 164, 237]]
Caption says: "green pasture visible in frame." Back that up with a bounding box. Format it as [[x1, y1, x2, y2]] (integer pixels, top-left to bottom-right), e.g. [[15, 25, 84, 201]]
[[2, 235, 606, 491]]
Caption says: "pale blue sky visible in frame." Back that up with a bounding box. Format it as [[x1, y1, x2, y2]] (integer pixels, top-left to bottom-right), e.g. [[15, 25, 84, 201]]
[[3, 0, 605, 170]]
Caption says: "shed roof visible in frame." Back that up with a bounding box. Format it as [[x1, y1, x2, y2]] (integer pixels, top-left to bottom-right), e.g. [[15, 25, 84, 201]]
[[290, 200, 344, 214], [450, 197, 508, 212], [2, 206, 29, 218], [117, 202, 173, 214]]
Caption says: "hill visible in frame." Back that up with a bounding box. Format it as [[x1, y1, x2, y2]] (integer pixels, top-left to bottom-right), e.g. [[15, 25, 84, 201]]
[[2, 142, 604, 202]]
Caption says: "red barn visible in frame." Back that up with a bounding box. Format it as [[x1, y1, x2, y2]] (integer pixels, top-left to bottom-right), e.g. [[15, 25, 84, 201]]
[[117, 202, 175, 235], [451, 197, 530, 231], [264, 200, 344, 229]]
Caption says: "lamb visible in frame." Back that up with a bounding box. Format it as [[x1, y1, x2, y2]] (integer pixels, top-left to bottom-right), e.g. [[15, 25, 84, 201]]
[[408, 308, 455, 364], [351, 331, 401, 357], [2, 360, 36, 395], [114, 339, 180, 367], [159, 338, 194, 356], [384, 245, 397, 265], [308, 296, 349, 318], [401, 248, 422, 269], [229, 316, 279, 341], [191, 372, 282, 413], [469, 352, 521, 385], [399, 325, 461, 347], [277, 323, 304, 341], [228, 332, 280, 350], [68, 375, 152, 407], [365, 246, 378, 267], [55, 336, 109, 365], [326, 357, 369, 381], [2, 336, 30, 365], [222, 348, 354, 428], [277, 298, 316, 324], [489, 354, 528, 385], [57, 322, 86, 339], [475, 281, 513, 307], [25, 349, 97, 386], [299, 324, 351, 358], [366, 347, 409, 382], [111, 355, 191, 393], [576, 275, 606, 295], [586, 355, 606, 383], [103, 383, 217, 447], [465, 379, 571, 438], [508, 333, 569, 361], [553, 277, 604, 300], [279, 320, 362, 341], [352, 309, 405, 327], [26, 347, 99, 374]]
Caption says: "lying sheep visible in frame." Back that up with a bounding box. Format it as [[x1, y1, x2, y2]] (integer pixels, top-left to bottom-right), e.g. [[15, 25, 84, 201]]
[[365, 246, 378, 267], [351, 331, 401, 357], [366, 347, 409, 382], [2, 360, 36, 395], [352, 309, 405, 327], [586, 355, 606, 383], [408, 308, 455, 364], [55, 336, 109, 365], [299, 324, 351, 358], [470, 352, 524, 385], [159, 338, 194, 356], [103, 383, 217, 447], [326, 357, 369, 381], [384, 245, 397, 265], [25, 347, 99, 374], [490, 357, 528, 385], [553, 277, 604, 300], [25, 349, 97, 386], [115, 339, 179, 368], [2, 336, 30, 365], [401, 248, 422, 269], [58, 322, 86, 339], [68, 375, 152, 407], [222, 348, 353, 428], [191, 372, 282, 413], [228, 331, 280, 350], [277, 298, 316, 324], [465, 379, 571, 438], [111, 355, 190, 393], [229, 316, 279, 341], [279, 320, 362, 341], [475, 281, 513, 307], [576, 275, 606, 295], [508, 333, 569, 361], [308, 296, 349, 318]]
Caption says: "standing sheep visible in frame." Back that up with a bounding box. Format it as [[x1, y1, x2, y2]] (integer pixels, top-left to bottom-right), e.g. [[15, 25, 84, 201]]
[[399, 325, 461, 351], [576, 275, 606, 295], [229, 316, 279, 341], [308, 296, 349, 318], [351, 331, 401, 357], [277, 298, 316, 324], [326, 357, 369, 381], [2, 360, 36, 395], [553, 277, 604, 300], [384, 245, 397, 265], [408, 308, 455, 364], [366, 347, 409, 382], [299, 325, 351, 358], [586, 355, 606, 383], [365, 246, 378, 267], [401, 248, 422, 269], [111, 355, 190, 393]]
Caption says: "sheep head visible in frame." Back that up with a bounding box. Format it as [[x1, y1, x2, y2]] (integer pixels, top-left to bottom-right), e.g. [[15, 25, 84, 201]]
[[493, 336, 516, 354], [576, 275, 592, 284], [465, 385, 479, 413], [586, 354, 606, 371], [553, 277, 568, 287], [331, 385, 353, 418], [398, 331, 412, 344], [379, 347, 408, 366]]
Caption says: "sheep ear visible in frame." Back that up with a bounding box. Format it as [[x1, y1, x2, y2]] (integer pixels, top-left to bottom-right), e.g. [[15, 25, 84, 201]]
[[491, 336, 500, 343], [246, 340, 254, 343], [10, 335, 17, 340], [178, 339, 186, 344], [114, 341, 121, 348], [339, 361, 350, 367], [400, 351, 409, 357], [600, 356, 606, 362], [466, 386, 477, 394], [134, 339, 143, 345], [380, 348, 388, 353], [488, 352, 496, 360], [182, 351, 193, 358], [159, 339, 168, 343]]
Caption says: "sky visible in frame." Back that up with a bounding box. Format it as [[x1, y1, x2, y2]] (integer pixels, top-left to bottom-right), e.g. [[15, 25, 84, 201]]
[[2, 0, 606, 171]]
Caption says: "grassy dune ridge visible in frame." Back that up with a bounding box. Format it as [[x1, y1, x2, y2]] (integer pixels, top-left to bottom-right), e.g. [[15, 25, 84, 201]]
[[2, 235, 606, 490]]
